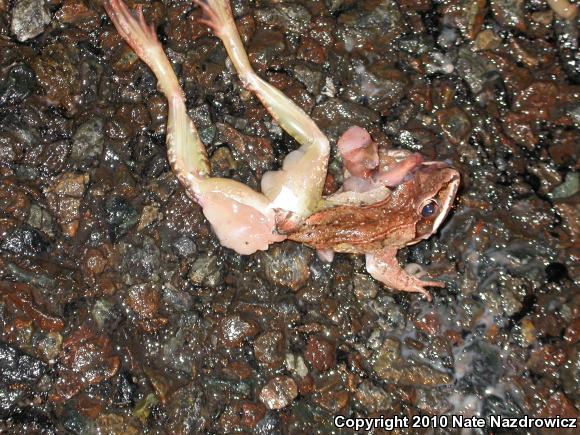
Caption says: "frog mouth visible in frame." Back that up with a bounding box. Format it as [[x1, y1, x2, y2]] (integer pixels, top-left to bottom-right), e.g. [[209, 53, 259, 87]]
[[431, 171, 461, 233]]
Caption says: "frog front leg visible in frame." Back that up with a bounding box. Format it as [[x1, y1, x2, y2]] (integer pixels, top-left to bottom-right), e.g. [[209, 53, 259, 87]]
[[105, 0, 285, 255], [365, 248, 445, 301], [337, 126, 425, 192], [193, 0, 330, 218]]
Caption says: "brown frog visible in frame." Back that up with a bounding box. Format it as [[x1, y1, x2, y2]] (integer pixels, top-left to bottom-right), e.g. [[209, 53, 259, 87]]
[[104, 0, 460, 300]]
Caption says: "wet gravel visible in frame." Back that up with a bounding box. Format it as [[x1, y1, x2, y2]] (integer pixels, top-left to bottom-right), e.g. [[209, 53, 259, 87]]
[[0, 0, 579, 433]]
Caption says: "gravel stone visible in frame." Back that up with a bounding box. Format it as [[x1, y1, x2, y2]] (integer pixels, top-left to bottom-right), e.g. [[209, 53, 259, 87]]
[[71, 118, 104, 167], [259, 376, 298, 410], [10, 0, 51, 42]]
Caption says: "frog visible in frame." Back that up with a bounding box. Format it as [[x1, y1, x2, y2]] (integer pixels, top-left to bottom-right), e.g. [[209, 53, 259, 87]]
[[104, 0, 460, 301]]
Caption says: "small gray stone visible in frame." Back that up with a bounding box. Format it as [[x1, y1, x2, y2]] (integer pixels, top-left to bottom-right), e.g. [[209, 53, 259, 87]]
[[172, 236, 197, 258], [353, 273, 379, 300], [336, 0, 405, 54], [117, 236, 161, 284], [551, 172, 579, 199], [455, 48, 497, 95], [354, 381, 393, 413], [10, 0, 51, 42], [457, 340, 503, 394], [188, 105, 215, 145], [104, 196, 139, 242], [189, 253, 222, 288], [0, 64, 37, 106], [312, 98, 380, 140], [37, 332, 63, 362], [260, 243, 313, 290], [372, 338, 452, 386], [255, 4, 311, 34], [71, 118, 104, 167], [27, 203, 55, 237], [92, 299, 118, 330], [325, 0, 357, 13], [0, 342, 47, 385], [221, 315, 259, 348], [292, 62, 324, 95]]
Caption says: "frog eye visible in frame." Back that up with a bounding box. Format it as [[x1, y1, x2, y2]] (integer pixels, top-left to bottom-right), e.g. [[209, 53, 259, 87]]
[[420, 199, 438, 218]]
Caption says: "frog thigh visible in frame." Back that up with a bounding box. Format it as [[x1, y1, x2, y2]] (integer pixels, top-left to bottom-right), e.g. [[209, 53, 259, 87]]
[[261, 145, 328, 217], [197, 191, 285, 255], [192, 0, 329, 218]]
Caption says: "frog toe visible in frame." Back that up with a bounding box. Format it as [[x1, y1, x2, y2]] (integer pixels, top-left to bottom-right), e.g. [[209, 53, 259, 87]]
[[365, 248, 444, 302], [193, 0, 234, 37], [408, 285, 433, 302], [373, 153, 424, 187], [105, 0, 159, 61]]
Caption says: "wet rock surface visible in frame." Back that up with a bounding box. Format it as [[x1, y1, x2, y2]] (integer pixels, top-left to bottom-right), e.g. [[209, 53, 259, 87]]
[[10, 0, 51, 42], [0, 0, 578, 432]]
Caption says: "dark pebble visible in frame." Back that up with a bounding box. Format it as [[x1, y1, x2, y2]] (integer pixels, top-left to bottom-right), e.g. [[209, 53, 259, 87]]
[[0, 342, 47, 385], [0, 64, 37, 106], [104, 196, 139, 242]]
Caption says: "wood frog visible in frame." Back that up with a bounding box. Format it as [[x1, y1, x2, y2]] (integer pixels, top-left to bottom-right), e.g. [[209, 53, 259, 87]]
[[104, 0, 460, 300]]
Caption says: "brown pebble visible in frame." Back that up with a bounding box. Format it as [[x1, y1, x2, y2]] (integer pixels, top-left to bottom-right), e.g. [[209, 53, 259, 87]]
[[241, 401, 266, 428], [313, 390, 349, 414], [297, 37, 326, 64], [564, 318, 580, 343], [254, 331, 284, 368], [529, 344, 568, 375], [415, 313, 441, 336], [538, 392, 579, 419], [304, 336, 336, 372], [56, 0, 99, 26], [125, 284, 160, 319], [474, 30, 501, 51], [224, 360, 254, 381], [44, 172, 89, 237], [83, 248, 107, 276], [221, 315, 259, 348], [296, 374, 315, 396], [51, 326, 120, 401], [259, 376, 298, 410]]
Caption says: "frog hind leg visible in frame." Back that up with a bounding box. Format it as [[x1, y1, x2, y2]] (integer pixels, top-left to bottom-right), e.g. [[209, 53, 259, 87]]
[[105, 0, 284, 254], [104, 0, 209, 179], [193, 0, 330, 218], [365, 247, 445, 301]]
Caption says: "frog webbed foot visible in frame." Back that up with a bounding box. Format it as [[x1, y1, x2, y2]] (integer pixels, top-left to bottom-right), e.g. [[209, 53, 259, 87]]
[[365, 248, 445, 302], [105, 0, 181, 98], [193, 0, 235, 38], [104, 0, 157, 58]]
